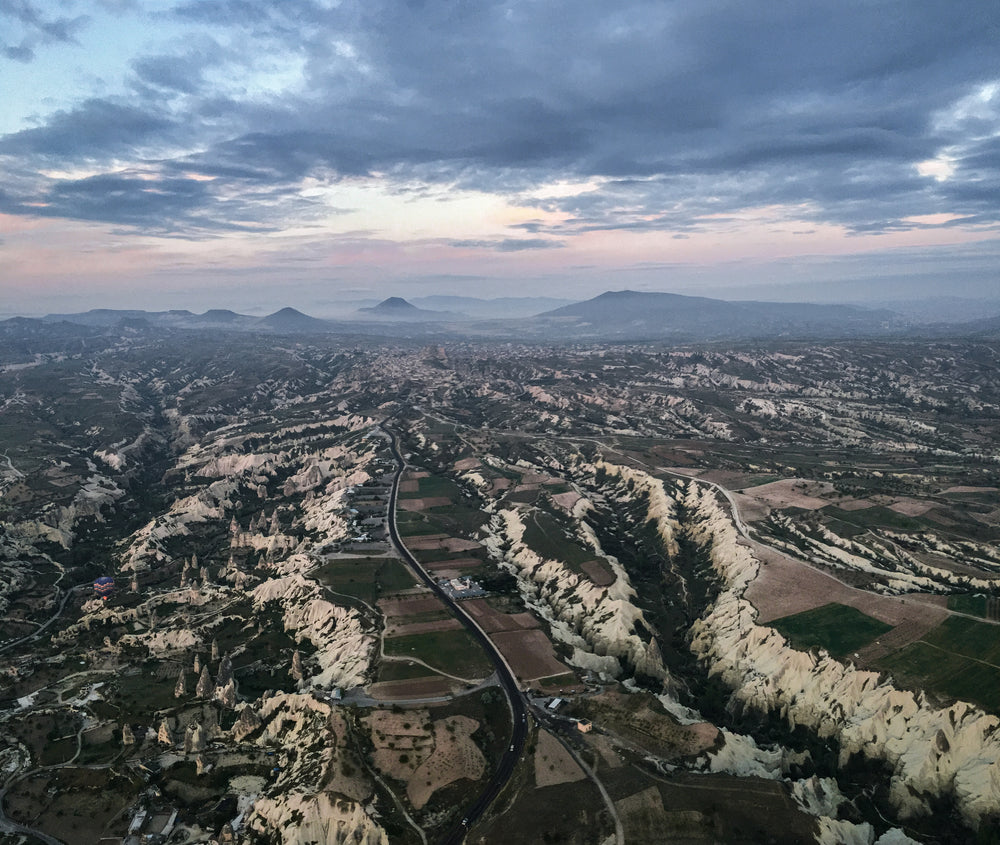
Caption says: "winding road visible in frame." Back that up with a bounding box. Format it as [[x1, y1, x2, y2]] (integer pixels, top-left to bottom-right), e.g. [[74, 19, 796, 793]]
[[381, 427, 529, 845]]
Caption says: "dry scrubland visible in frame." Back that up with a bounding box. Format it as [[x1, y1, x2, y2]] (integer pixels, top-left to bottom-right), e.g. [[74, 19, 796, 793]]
[[1, 327, 999, 844]]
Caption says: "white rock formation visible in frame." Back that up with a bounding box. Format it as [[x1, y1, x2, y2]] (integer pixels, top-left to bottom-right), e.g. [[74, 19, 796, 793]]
[[247, 792, 388, 845], [250, 572, 374, 689], [673, 473, 1000, 825], [484, 506, 669, 684], [243, 692, 387, 844]]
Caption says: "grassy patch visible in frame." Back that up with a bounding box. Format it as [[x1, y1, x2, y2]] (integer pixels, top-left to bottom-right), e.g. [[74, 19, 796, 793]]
[[399, 474, 463, 500], [377, 660, 438, 682], [426, 502, 488, 535], [769, 603, 892, 657], [314, 556, 415, 601], [878, 616, 1000, 712], [822, 505, 926, 532], [397, 511, 446, 536], [947, 594, 999, 620], [521, 510, 595, 569], [383, 629, 493, 679], [536, 672, 578, 688], [379, 558, 418, 593]]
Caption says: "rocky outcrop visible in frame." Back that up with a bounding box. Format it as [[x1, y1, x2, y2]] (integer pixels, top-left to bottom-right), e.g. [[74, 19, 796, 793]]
[[243, 692, 386, 844], [196, 666, 215, 699], [250, 572, 374, 689], [678, 475, 1000, 825], [484, 506, 669, 684], [247, 792, 388, 845], [232, 705, 262, 741]]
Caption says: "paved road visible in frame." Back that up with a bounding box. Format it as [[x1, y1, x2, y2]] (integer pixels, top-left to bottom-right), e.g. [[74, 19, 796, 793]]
[[382, 427, 528, 845], [0, 583, 88, 656]]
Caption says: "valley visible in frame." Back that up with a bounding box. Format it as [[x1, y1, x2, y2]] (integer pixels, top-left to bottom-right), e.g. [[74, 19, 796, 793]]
[[0, 322, 998, 844]]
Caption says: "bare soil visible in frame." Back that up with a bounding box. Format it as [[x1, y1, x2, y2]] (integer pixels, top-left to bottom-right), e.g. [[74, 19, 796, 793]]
[[533, 729, 585, 788], [403, 534, 450, 549], [491, 629, 571, 681], [399, 497, 452, 511], [836, 498, 876, 511], [379, 595, 448, 617], [386, 618, 464, 637], [367, 676, 458, 700], [463, 598, 539, 633], [364, 710, 485, 810], [888, 499, 935, 516], [580, 558, 616, 586], [551, 491, 582, 510], [736, 478, 835, 510], [442, 537, 482, 552], [421, 557, 483, 571], [746, 542, 949, 662]]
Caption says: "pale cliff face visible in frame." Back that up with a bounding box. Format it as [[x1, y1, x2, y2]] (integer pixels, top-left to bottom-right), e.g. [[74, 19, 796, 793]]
[[484, 503, 670, 685], [250, 571, 375, 690], [242, 693, 388, 845], [675, 471, 1000, 825]]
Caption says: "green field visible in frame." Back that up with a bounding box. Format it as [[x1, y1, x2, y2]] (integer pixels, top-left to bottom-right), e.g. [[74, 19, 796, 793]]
[[820, 505, 925, 532], [947, 593, 1000, 620], [376, 659, 439, 682], [878, 615, 1000, 712], [769, 603, 892, 657], [521, 509, 597, 569], [399, 474, 464, 500], [313, 556, 415, 602], [383, 629, 494, 679], [396, 511, 446, 536]]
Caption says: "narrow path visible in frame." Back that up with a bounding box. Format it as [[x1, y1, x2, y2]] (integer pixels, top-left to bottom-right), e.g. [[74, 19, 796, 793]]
[[379, 654, 490, 686], [910, 639, 1000, 671], [542, 726, 624, 845], [0, 584, 87, 655]]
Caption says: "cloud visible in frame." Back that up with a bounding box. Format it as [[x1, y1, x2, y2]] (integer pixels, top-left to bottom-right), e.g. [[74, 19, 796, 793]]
[[0, 99, 176, 158], [0, 0, 88, 61], [1, 0, 998, 241], [448, 238, 565, 252]]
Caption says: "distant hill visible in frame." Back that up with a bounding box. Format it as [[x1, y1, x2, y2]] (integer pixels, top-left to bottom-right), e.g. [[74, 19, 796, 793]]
[[44, 308, 195, 327], [358, 297, 454, 321], [411, 295, 578, 318], [923, 312, 1000, 340], [536, 290, 899, 340], [190, 309, 244, 324], [256, 307, 332, 333]]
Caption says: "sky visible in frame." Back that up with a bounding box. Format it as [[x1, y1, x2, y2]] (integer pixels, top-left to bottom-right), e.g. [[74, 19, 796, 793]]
[[1, 0, 998, 316]]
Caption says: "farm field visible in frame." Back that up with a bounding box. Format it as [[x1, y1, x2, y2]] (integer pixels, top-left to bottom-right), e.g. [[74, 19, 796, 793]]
[[769, 603, 893, 658], [383, 629, 494, 680], [877, 616, 1000, 711]]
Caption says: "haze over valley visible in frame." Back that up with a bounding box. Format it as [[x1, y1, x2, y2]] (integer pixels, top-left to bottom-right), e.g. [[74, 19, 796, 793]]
[[2, 1, 1000, 842]]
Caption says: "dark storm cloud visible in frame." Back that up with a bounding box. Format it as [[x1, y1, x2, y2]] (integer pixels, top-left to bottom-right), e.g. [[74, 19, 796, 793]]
[[1, 0, 998, 235], [0, 99, 177, 157]]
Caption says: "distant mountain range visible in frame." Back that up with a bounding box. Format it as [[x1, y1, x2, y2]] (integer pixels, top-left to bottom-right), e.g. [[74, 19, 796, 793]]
[[536, 290, 900, 339], [24, 290, 1000, 341]]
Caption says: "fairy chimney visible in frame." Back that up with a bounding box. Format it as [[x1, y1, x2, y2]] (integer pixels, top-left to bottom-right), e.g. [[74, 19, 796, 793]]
[[290, 650, 304, 682], [196, 666, 215, 699], [232, 705, 261, 741], [174, 667, 187, 698]]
